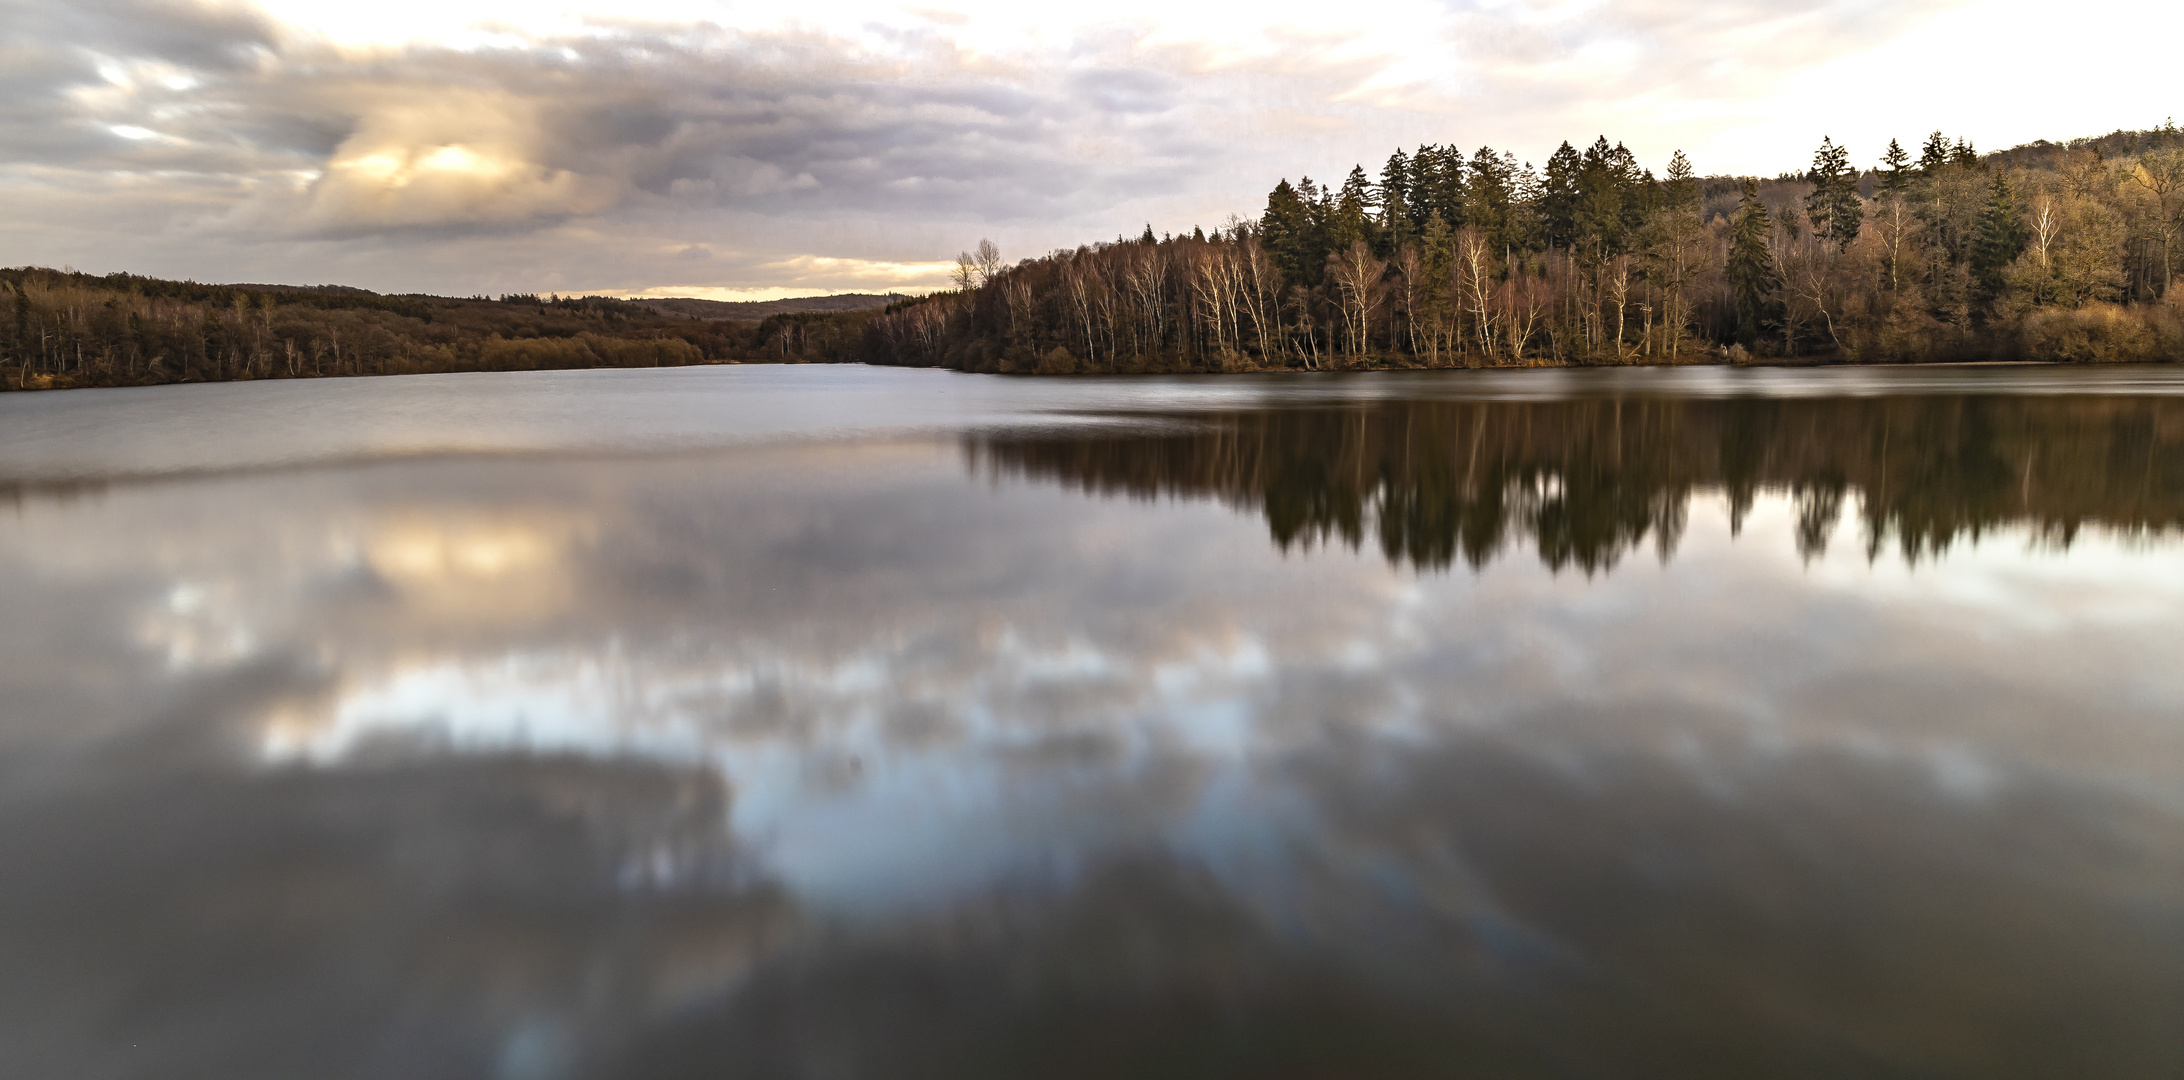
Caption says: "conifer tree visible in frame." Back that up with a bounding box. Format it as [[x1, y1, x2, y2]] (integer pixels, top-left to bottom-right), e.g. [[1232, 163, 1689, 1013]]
[[1665, 150, 1700, 213], [1260, 179, 1301, 242], [1612, 143, 1654, 237], [1419, 211, 1454, 359], [1972, 172, 2028, 300], [1919, 131, 1952, 175], [1575, 137, 1626, 257], [1880, 139, 1911, 194], [1726, 179, 1783, 344], [1379, 151, 1414, 253], [1542, 141, 1583, 248], [1805, 137, 1864, 250], [1468, 147, 1511, 246], [1433, 145, 1469, 228], [1407, 147, 1443, 231], [1332, 166, 1375, 252]]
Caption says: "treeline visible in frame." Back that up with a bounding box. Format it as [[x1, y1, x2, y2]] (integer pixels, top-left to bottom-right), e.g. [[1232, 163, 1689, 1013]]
[[969, 394, 2184, 572], [869, 125, 2184, 373], [0, 268, 869, 391]]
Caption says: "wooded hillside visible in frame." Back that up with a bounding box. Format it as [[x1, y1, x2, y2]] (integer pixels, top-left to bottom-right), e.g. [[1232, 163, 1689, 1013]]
[[866, 125, 2184, 373], [0, 272, 870, 391]]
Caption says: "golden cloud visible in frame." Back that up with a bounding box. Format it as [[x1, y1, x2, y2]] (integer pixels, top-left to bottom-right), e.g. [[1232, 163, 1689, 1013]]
[[302, 91, 621, 230]]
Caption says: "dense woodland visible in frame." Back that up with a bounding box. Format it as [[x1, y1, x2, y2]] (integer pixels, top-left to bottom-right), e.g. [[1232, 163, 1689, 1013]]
[[871, 125, 2184, 373], [971, 395, 2184, 572], [0, 270, 874, 391], [9, 125, 2184, 391]]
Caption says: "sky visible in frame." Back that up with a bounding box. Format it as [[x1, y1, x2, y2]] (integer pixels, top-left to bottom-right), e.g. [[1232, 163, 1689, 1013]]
[[1, 0, 2175, 299]]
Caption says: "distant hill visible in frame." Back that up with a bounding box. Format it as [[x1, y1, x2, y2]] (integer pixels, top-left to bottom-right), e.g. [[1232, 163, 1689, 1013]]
[[2, 267, 881, 392], [632, 293, 908, 321]]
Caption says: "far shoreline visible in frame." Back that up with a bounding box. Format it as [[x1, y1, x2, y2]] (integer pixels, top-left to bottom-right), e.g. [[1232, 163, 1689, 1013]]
[[6, 354, 2164, 397]]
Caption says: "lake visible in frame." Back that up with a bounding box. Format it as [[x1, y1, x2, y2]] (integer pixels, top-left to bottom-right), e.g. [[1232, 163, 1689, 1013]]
[[2, 364, 2180, 1079]]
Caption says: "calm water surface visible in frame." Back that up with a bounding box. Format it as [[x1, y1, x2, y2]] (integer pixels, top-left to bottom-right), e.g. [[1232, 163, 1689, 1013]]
[[2, 365, 2181, 1079]]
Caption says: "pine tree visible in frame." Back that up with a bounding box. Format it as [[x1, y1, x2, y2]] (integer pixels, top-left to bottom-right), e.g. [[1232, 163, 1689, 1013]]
[[1804, 137, 1864, 250], [1331, 166, 1375, 253], [1431, 145, 1468, 228], [1419, 211, 1453, 359], [1880, 139, 1911, 194], [1612, 143, 1653, 238], [1139, 223, 1157, 244], [1379, 151, 1413, 253], [1542, 141, 1582, 249], [1972, 172, 2028, 300], [1407, 146, 1441, 231], [1420, 211, 1453, 276], [1468, 146, 1511, 246], [1726, 179, 1783, 344], [1665, 150, 1699, 213], [1919, 131, 1951, 175], [1574, 137, 1626, 257]]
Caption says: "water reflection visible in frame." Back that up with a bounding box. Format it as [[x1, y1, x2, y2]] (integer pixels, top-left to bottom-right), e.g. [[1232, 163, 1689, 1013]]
[[972, 394, 2184, 572], [1, 369, 2181, 1079]]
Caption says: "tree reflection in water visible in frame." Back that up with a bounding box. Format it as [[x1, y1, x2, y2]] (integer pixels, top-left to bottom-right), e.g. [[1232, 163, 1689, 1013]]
[[4, 370, 2183, 1079], [971, 395, 2184, 572]]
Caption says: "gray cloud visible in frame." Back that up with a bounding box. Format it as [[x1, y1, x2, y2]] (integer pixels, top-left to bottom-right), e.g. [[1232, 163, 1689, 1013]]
[[0, 0, 2160, 294], [5, 370, 2183, 1074]]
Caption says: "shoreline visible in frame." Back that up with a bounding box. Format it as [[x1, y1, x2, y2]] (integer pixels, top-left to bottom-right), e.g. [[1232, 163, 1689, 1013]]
[[1, 355, 2150, 394], [9, 355, 2171, 398]]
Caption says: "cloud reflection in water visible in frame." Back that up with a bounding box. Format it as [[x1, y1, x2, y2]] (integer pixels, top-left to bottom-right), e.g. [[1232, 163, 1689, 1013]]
[[0, 377, 2181, 1078]]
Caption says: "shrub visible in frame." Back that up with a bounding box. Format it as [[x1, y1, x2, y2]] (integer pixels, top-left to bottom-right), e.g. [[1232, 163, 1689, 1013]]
[[2019, 304, 2171, 363]]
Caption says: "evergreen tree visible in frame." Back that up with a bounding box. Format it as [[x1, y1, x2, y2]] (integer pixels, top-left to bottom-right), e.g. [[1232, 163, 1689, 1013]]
[[1726, 179, 1783, 344], [1378, 151, 1414, 253], [1574, 137, 1625, 256], [1919, 131, 1952, 175], [1665, 150, 1700, 213], [1420, 211, 1453, 276], [1419, 211, 1454, 355], [1972, 172, 2028, 300], [1270, 176, 1332, 285], [1332, 166, 1375, 252], [1507, 154, 1545, 250], [1804, 136, 1864, 250], [1880, 138, 1911, 194], [1139, 223, 1158, 244], [1612, 143, 1654, 238], [1541, 141, 1582, 249], [1437, 145, 1470, 227], [1407, 146, 1442, 231], [1468, 147, 1511, 246]]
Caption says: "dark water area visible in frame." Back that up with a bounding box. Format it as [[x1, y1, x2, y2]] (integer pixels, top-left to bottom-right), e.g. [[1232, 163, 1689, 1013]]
[[1, 366, 2180, 1079]]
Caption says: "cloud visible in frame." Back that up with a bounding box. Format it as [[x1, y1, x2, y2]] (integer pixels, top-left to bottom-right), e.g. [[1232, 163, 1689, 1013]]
[[0, 0, 2172, 294], [299, 91, 622, 231], [5, 394, 2184, 1071]]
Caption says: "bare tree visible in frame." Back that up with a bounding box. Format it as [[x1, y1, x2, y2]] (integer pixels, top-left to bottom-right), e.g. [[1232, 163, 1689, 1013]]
[[1454, 228, 1497, 361], [1390, 244, 1424, 359], [2127, 150, 2184, 295], [1327, 241, 1386, 358]]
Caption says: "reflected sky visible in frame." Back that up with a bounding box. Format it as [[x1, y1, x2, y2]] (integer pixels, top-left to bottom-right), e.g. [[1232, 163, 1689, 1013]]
[[2, 366, 2182, 1079]]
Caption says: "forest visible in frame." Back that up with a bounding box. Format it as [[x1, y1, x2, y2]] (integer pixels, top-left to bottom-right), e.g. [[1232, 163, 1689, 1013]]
[[0, 270, 874, 391], [870, 125, 2184, 373], [970, 394, 2184, 572], [8, 124, 2183, 391]]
